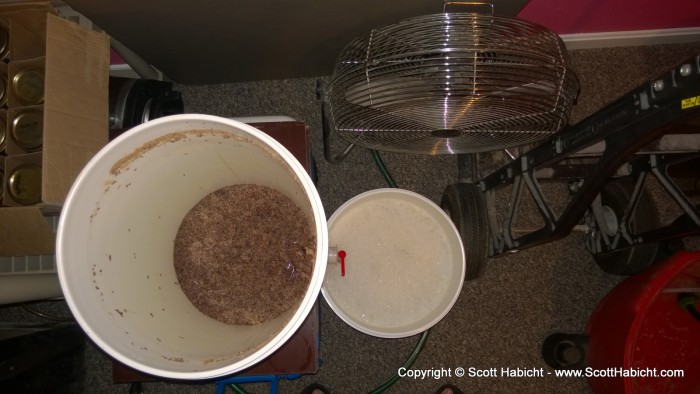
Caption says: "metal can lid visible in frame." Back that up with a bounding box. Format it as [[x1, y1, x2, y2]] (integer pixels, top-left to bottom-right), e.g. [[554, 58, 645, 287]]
[[12, 67, 44, 106], [11, 109, 43, 152], [8, 164, 42, 205]]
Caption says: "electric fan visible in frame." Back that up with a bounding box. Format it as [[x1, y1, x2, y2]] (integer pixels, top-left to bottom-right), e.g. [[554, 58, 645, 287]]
[[325, 11, 579, 154]]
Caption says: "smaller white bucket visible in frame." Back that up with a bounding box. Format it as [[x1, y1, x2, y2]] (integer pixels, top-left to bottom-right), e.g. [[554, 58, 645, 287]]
[[322, 189, 465, 338], [57, 115, 327, 380]]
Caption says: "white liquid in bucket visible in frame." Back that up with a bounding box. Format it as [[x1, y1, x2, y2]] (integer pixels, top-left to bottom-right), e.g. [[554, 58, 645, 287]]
[[322, 189, 464, 338]]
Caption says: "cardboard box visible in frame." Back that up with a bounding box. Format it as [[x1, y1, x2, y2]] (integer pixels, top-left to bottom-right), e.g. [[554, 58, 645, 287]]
[[0, 2, 49, 61], [0, 7, 109, 256]]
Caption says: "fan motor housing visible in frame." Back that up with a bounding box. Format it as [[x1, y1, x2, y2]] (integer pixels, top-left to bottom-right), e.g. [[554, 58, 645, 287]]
[[327, 12, 580, 154]]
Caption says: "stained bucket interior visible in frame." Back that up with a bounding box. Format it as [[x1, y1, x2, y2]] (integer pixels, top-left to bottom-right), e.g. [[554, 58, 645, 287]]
[[57, 115, 327, 380]]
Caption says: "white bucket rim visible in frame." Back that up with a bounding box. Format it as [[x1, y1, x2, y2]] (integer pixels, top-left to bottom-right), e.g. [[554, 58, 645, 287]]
[[321, 188, 465, 338], [56, 114, 328, 380]]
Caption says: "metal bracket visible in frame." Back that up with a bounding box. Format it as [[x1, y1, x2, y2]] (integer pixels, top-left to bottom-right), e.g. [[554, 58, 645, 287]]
[[480, 54, 700, 257]]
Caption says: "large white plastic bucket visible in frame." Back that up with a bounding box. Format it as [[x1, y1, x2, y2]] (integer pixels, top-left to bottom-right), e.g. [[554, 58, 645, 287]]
[[322, 189, 465, 338], [56, 114, 328, 380]]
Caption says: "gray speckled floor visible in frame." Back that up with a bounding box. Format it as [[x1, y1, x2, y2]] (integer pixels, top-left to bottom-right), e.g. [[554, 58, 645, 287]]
[[2, 43, 700, 394]]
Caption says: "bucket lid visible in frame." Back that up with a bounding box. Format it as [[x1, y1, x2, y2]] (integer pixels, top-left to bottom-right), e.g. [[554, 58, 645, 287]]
[[321, 188, 465, 338]]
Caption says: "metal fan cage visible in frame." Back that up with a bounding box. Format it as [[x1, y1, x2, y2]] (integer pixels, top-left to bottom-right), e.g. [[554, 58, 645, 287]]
[[326, 12, 580, 154]]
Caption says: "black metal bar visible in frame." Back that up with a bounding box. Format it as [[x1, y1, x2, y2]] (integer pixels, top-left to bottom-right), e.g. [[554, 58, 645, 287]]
[[480, 90, 641, 191], [584, 152, 700, 255], [503, 175, 525, 250], [650, 158, 700, 225], [522, 171, 557, 230], [534, 163, 600, 181], [621, 171, 650, 245], [628, 152, 700, 225], [485, 188, 503, 254], [638, 212, 700, 244], [481, 54, 700, 257], [457, 153, 478, 183]]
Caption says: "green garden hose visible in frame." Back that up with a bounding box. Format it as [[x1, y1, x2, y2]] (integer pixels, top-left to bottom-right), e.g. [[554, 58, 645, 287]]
[[370, 150, 397, 188], [368, 330, 431, 393]]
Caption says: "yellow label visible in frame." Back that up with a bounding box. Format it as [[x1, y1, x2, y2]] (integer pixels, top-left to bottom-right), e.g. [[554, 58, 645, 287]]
[[682, 96, 700, 109]]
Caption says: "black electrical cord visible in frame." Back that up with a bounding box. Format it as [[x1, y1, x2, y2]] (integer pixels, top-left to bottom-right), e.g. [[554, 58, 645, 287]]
[[21, 301, 74, 322]]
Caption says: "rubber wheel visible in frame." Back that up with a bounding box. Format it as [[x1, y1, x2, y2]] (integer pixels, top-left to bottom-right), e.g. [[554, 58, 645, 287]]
[[541, 333, 589, 370], [591, 180, 659, 275], [441, 183, 489, 280]]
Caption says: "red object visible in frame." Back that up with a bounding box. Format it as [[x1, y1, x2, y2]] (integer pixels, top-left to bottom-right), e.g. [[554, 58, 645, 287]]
[[338, 250, 346, 276], [517, 0, 700, 35], [586, 250, 700, 393]]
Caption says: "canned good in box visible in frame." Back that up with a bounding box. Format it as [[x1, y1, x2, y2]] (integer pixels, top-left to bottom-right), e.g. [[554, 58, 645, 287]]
[[12, 67, 44, 106], [10, 108, 42, 152], [7, 163, 42, 205]]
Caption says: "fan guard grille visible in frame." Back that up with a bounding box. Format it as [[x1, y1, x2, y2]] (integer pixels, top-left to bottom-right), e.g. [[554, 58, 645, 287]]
[[327, 13, 580, 154]]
